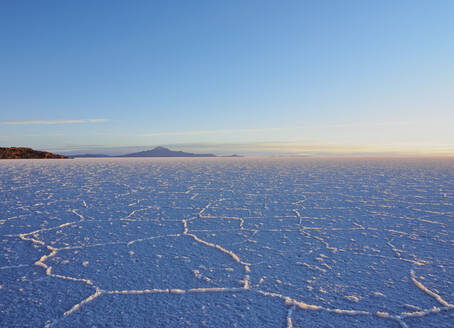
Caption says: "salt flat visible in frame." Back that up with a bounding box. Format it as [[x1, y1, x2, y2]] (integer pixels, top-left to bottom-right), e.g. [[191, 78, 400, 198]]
[[1, 158, 453, 327]]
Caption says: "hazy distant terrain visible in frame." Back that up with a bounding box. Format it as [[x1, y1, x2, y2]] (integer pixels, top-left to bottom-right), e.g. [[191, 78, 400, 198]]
[[1, 158, 453, 327], [123, 146, 216, 157], [69, 146, 216, 158]]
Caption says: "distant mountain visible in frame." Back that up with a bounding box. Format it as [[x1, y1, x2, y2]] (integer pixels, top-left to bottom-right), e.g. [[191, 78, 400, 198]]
[[0, 147, 67, 159], [67, 147, 219, 158], [122, 146, 216, 157]]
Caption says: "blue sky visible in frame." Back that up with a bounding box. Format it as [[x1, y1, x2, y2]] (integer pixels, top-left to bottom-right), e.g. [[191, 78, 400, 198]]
[[1, 0, 453, 155]]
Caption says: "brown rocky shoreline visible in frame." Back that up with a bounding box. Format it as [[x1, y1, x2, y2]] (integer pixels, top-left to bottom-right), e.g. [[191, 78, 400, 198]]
[[0, 147, 68, 159]]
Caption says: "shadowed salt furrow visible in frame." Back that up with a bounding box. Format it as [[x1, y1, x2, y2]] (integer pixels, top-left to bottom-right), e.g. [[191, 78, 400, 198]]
[[1, 158, 454, 327], [286, 304, 296, 328]]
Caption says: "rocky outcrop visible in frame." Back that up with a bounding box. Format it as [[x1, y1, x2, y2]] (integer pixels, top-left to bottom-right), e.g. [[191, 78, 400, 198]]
[[0, 147, 68, 159]]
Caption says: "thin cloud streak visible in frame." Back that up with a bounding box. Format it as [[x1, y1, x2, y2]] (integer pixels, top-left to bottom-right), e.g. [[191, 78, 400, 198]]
[[141, 127, 284, 137], [139, 120, 430, 138], [0, 119, 108, 125]]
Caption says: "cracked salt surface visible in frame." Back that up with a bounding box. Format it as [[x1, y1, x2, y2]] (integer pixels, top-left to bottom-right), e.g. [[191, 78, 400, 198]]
[[1, 158, 454, 327]]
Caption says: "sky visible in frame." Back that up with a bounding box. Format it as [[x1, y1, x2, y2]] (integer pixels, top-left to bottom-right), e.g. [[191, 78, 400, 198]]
[[1, 0, 453, 156]]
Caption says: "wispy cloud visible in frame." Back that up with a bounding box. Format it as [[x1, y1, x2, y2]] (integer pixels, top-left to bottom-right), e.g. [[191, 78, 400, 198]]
[[141, 127, 284, 137], [139, 121, 428, 138], [0, 119, 108, 125]]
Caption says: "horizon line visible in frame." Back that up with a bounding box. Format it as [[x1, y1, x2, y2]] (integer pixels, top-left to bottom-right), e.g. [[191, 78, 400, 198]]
[[37, 143, 454, 158]]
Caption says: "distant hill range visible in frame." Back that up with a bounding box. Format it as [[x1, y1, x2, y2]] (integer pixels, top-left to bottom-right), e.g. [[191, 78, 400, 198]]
[[70, 153, 111, 158], [0, 147, 67, 159], [123, 147, 216, 157], [71, 147, 224, 158]]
